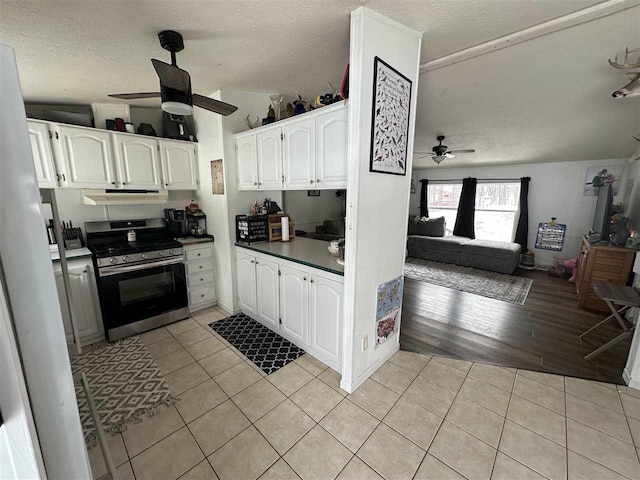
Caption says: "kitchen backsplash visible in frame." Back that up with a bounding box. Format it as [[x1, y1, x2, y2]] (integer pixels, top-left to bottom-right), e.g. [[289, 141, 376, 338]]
[[41, 189, 194, 239]]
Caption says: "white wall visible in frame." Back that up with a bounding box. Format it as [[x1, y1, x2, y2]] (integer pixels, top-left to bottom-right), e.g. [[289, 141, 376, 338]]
[[410, 158, 629, 266], [40, 189, 193, 237], [283, 190, 344, 232], [194, 90, 282, 312], [341, 8, 421, 392], [624, 159, 640, 228]]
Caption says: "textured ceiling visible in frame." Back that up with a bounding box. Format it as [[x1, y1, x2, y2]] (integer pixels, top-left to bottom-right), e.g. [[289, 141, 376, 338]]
[[413, 5, 640, 168], [0, 0, 604, 106]]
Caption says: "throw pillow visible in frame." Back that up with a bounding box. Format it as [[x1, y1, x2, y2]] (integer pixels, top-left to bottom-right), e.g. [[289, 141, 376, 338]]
[[408, 215, 420, 235], [416, 216, 445, 237]]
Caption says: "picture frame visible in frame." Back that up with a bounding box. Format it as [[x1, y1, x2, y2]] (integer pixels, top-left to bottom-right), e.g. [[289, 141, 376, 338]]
[[307, 190, 320, 197], [369, 56, 412, 176]]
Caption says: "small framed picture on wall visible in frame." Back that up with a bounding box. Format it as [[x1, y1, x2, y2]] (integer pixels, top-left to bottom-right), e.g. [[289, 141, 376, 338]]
[[307, 190, 320, 197]]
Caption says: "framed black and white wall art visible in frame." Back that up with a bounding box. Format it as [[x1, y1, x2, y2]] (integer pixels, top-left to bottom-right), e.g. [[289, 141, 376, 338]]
[[369, 56, 412, 176]]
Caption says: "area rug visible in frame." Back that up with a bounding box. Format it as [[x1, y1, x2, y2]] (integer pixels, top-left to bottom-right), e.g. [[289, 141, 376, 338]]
[[71, 336, 178, 447], [404, 257, 533, 305], [210, 313, 305, 374]]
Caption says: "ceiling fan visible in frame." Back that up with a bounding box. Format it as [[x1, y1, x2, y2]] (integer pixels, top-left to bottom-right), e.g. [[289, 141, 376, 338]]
[[415, 135, 476, 164], [109, 30, 237, 116]]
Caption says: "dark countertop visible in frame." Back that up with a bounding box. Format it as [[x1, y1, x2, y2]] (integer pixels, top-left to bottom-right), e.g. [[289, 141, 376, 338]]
[[178, 235, 214, 246], [236, 237, 343, 276]]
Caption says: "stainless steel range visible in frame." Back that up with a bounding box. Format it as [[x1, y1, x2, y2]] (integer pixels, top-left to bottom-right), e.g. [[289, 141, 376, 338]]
[[86, 218, 188, 341]]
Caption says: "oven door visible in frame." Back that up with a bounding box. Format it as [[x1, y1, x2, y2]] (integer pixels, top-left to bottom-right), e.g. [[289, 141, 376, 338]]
[[97, 257, 188, 331]]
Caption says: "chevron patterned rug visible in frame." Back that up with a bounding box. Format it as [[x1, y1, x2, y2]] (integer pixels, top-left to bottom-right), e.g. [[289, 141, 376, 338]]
[[71, 336, 178, 447]]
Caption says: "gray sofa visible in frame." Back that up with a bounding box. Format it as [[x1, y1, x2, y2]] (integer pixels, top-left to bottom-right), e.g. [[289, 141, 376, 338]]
[[407, 234, 521, 275]]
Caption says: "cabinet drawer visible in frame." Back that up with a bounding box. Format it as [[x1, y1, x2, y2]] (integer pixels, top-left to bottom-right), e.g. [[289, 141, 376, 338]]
[[188, 272, 215, 288], [186, 247, 212, 262], [190, 286, 216, 305], [187, 260, 213, 275]]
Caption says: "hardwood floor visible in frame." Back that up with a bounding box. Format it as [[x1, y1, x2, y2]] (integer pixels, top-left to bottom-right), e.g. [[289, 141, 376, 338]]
[[400, 269, 632, 384]]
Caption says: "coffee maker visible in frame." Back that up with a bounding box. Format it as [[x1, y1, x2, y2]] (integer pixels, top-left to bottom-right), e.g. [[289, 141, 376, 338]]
[[164, 209, 187, 238]]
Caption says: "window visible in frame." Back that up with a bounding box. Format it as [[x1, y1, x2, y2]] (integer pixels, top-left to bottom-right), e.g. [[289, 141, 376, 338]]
[[427, 182, 462, 235], [427, 181, 520, 241], [475, 182, 520, 241]]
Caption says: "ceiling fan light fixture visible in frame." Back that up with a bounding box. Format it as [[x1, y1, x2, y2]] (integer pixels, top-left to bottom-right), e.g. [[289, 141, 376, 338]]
[[432, 155, 446, 164], [161, 101, 193, 116]]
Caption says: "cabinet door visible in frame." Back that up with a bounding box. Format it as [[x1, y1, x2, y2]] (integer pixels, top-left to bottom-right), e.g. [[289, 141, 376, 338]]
[[236, 251, 257, 316], [114, 134, 161, 189], [255, 257, 279, 329], [54, 263, 104, 345], [27, 121, 58, 188], [57, 125, 117, 188], [236, 134, 258, 190], [159, 139, 199, 190], [315, 106, 348, 188], [256, 128, 283, 190], [310, 275, 343, 366], [279, 265, 308, 345], [283, 117, 315, 189]]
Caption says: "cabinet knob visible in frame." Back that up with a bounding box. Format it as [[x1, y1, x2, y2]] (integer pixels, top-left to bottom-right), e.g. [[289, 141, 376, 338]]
[[112, 182, 116, 185], [201, 294, 205, 298], [199, 266, 203, 269], [197, 253, 201, 256], [250, 260, 254, 264], [310, 180, 314, 184], [255, 261, 259, 264], [122, 182, 127, 185], [310, 279, 314, 283], [165, 183, 169, 186], [200, 278, 204, 281], [254, 182, 257, 186], [303, 277, 307, 281]]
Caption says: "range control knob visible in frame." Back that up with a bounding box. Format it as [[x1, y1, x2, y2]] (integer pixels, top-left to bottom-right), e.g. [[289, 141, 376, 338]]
[[121, 255, 128, 262], [159, 251, 166, 257], [141, 253, 148, 260], [109, 257, 118, 265], [169, 249, 176, 255]]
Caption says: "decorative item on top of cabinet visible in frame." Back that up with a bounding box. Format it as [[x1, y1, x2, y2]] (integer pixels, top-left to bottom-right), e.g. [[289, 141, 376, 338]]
[[576, 236, 636, 312], [184, 242, 217, 313]]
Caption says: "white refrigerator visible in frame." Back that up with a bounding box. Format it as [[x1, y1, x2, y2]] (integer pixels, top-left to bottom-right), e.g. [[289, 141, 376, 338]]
[[0, 44, 91, 479]]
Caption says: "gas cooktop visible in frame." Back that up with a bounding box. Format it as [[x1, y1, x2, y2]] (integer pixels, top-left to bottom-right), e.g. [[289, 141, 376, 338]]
[[88, 237, 182, 257]]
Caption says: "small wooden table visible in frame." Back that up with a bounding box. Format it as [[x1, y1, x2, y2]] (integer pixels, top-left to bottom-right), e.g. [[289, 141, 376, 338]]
[[579, 281, 639, 361]]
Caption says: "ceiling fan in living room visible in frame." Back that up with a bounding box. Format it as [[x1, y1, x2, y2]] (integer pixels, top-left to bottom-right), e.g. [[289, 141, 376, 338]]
[[415, 135, 476, 165], [108, 30, 237, 116]]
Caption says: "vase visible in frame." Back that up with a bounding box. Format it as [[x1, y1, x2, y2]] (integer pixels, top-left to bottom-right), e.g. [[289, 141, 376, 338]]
[[270, 94, 283, 121]]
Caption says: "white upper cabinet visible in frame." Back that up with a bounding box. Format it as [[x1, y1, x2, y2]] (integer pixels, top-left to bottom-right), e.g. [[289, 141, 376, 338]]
[[113, 134, 162, 190], [255, 257, 279, 329], [54, 124, 117, 188], [27, 120, 58, 188], [237, 133, 258, 190], [315, 106, 348, 188], [237, 251, 258, 316], [257, 129, 283, 190], [159, 139, 199, 190], [279, 265, 308, 345], [283, 117, 315, 189], [234, 103, 348, 191], [310, 274, 343, 367]]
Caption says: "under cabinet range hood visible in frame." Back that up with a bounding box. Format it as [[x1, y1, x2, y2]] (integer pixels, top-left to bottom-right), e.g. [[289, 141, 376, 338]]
[[82, 189, 169, 205]]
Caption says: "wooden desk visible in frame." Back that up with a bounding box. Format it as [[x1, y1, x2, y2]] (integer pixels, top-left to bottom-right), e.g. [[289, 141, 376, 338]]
[[576, 237, 637, 312]]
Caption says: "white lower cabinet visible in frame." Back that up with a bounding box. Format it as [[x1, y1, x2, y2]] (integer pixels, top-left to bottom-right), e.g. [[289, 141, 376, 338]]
[[310, 275, 343, 367], [237, 251, 258, 316], [279, 265, 308, 345], [53, 259, 104, 346], [184, 243, 217, 313], [236, 247, 343, 370], [255, 257, 280, 329]]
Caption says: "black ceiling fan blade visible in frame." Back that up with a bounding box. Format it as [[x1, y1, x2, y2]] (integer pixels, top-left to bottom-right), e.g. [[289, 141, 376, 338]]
[[108, 92, 161, 99], [151, 59, 191, 93], [192, 94, 238, 116], [448, 149, 476, 154]]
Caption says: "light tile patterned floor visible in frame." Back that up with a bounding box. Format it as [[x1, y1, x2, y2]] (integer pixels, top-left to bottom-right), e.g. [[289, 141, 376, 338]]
[[90, 306, 640, 480]]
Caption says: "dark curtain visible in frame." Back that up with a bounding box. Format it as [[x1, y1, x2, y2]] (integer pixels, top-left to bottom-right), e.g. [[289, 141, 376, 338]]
[[453, 178, 477, 239], [514, 177, 531, 251], [420, 179, 429, 218]]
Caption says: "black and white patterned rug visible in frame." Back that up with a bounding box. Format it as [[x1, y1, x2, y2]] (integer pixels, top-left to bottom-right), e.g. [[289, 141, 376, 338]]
[[209, 313, 305, 374], [71, 336, 177, 447]]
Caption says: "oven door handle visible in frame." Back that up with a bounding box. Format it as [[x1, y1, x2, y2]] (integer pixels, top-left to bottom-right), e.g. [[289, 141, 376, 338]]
[[98, 257, 184, 277]]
